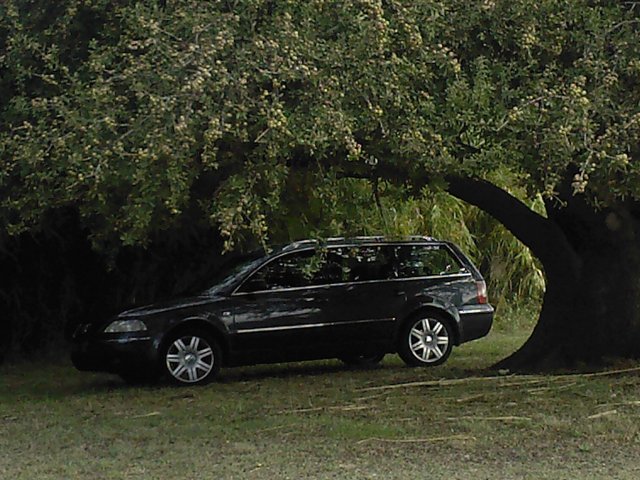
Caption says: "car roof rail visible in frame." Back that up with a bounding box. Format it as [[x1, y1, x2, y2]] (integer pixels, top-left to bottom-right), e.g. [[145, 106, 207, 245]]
[[282, 235, 439, 251], [281, 239, 318, 251], [405, 235, 437, 242]]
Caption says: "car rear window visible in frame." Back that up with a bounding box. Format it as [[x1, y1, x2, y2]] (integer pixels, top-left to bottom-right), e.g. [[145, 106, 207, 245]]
[[393, 245, 464, 279]]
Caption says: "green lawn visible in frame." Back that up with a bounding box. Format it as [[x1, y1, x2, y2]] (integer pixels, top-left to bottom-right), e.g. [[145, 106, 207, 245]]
[[2, 328, 640, 479]]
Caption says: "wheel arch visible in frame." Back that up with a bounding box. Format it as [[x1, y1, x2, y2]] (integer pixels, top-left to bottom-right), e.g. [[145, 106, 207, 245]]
[[159, 317, 230, 366]]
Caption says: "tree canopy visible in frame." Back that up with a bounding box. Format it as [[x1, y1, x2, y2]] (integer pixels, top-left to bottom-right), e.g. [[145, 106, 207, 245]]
[[2, 0, 638, 249]]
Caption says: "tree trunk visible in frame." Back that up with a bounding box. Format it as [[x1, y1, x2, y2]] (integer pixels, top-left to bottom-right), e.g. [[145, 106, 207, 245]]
[[497, 203, 640, 371], [445, 176, 640, 371]]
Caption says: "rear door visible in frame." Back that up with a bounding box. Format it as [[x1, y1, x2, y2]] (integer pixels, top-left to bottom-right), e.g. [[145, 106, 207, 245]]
[[321, 245, 405, 352]]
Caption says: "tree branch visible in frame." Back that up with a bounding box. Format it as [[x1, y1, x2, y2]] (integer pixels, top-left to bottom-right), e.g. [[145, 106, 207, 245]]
[[444, 177, 544, 250], [444, 176, 580, 274]]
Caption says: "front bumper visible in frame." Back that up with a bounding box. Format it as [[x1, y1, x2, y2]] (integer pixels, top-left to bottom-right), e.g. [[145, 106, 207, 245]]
[[71, 329, 159, 375], [457, 304, 495, 344]]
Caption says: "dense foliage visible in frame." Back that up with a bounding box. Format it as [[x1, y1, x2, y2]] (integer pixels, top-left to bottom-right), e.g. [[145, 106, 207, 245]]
[[3, 0, 639, 248]]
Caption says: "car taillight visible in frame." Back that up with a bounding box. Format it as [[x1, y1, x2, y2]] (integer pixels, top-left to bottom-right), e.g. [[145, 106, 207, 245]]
[[476, 280, 488, 304]]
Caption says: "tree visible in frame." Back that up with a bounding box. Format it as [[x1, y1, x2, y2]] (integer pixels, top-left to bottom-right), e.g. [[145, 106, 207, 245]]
[[2, 0, 640, 369]]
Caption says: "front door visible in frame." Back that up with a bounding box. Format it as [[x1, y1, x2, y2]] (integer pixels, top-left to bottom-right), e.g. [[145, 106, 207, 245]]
[[228, 249, 334, 363]]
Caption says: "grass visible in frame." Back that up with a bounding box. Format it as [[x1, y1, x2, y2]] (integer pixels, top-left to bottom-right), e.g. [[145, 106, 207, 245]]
[[2, 324, 640, 479]]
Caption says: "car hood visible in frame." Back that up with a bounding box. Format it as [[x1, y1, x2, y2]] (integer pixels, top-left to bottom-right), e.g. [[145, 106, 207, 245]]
[[117, 295, 221, 318]]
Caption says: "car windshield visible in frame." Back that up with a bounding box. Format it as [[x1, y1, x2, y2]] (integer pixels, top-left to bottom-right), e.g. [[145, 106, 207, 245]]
[[204, 250, 267, 295]]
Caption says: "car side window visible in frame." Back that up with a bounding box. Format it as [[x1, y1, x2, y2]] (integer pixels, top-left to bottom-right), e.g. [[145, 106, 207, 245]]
[[238, 246, 399, 292], [239, 250, 315, 292], [239, 249, 349, 292], [333, 245, 395, 282], [394, 245, 463, 279], [313, 249, 348, 284]]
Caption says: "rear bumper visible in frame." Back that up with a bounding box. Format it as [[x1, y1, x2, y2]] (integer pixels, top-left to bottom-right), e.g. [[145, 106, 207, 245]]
[[71, 335, 158, 375], [457, 304, 494, 344]]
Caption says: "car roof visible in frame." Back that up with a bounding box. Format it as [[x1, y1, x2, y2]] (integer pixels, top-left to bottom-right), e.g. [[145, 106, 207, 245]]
[[279, 236, 440, 253]]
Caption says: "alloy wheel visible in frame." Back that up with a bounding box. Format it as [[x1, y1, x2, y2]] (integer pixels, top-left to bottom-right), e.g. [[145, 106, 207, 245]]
[[408, 318, 450, 363], [165, 335, 215, 384]]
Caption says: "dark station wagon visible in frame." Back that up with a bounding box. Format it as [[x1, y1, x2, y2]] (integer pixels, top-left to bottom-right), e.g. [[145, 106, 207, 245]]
[[71, 236, 494, 385]]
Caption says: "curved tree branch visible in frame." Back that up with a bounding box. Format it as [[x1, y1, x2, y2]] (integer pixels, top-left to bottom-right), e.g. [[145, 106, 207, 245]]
[[444, 176, 581, 276]]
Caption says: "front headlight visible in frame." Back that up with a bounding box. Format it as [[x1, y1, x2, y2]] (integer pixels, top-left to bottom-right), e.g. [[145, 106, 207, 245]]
[[104, 319, 148, 333]]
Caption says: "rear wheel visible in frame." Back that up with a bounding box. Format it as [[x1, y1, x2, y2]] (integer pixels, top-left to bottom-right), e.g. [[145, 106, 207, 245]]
[[161, 329, 221, 385], [397, 314, 453, 367]]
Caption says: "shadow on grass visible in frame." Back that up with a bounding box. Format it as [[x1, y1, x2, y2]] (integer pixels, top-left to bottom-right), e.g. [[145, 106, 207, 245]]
[[0, 356, 491, 402]]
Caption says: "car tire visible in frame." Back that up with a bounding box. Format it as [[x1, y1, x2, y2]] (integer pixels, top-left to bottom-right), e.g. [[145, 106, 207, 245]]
[[161, 328, 221, 385], [397, 313, 453, 367], [339, 352, 385, 368]]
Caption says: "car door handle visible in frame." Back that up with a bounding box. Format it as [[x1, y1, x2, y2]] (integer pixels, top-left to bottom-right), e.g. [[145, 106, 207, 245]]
[[394, 290, 405, 297]]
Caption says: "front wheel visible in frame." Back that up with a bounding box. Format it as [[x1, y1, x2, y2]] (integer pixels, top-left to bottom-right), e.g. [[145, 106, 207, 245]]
[[161, 329, 221, 385], [397, 315, 453, 367]]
